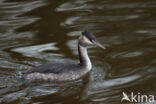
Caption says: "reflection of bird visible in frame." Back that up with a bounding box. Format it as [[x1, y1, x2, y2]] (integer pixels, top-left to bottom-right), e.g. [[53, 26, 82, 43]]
[[19, 31, 105, 82], [121, 92, 131, 102]]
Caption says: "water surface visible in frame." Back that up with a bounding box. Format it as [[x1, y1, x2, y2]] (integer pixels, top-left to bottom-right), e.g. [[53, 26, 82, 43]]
[[0, 0, 156, 104]]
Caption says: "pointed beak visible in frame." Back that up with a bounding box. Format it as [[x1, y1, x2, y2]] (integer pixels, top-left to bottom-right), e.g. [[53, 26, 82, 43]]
[[91, 40, 106, 49]]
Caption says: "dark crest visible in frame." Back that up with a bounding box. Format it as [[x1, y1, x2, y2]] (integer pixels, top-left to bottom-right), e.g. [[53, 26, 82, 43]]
[[82, 30, 96, 41]]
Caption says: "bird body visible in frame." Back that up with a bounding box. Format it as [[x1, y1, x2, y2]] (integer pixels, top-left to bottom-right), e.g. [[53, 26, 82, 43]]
[[22, 63, 88, 81]]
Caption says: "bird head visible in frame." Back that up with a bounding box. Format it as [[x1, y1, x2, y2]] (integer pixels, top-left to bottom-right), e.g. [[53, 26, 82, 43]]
[[79, 30, 105, 49]]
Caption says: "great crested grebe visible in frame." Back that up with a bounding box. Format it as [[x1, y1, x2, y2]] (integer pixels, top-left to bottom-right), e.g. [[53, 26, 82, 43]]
[[19, 31, 105, 82]]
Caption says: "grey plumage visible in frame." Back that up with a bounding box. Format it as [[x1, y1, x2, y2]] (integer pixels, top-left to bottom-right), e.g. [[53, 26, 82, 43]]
[[21, 63, 88, 82], [23, 63, 84, 74]]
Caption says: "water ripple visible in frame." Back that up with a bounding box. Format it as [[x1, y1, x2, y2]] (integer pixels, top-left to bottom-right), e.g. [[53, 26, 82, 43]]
[[11, 43, 60, 58], [56, 0, 94, 12]]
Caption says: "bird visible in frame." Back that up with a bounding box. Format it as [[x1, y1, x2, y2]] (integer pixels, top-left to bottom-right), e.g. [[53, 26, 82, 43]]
[[19, 30, 105, 82]]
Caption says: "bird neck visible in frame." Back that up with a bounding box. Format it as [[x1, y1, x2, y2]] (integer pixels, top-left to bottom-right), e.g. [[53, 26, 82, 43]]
[[78, 43, 92, 70]]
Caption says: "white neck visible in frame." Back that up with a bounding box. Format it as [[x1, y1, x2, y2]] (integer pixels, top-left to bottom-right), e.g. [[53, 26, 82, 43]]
[[78, 44, 92, 71]]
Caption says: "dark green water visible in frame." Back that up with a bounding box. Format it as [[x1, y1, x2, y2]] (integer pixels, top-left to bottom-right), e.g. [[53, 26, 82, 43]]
[[0, 0, 156, 104]]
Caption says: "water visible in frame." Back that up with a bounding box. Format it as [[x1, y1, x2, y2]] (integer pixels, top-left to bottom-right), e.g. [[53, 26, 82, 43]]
[[0, 0, 156, 104]]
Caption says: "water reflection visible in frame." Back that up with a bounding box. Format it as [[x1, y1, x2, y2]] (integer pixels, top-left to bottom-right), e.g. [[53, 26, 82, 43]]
[[12, 43, 59, 57], [0, 0, 156, 104]]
